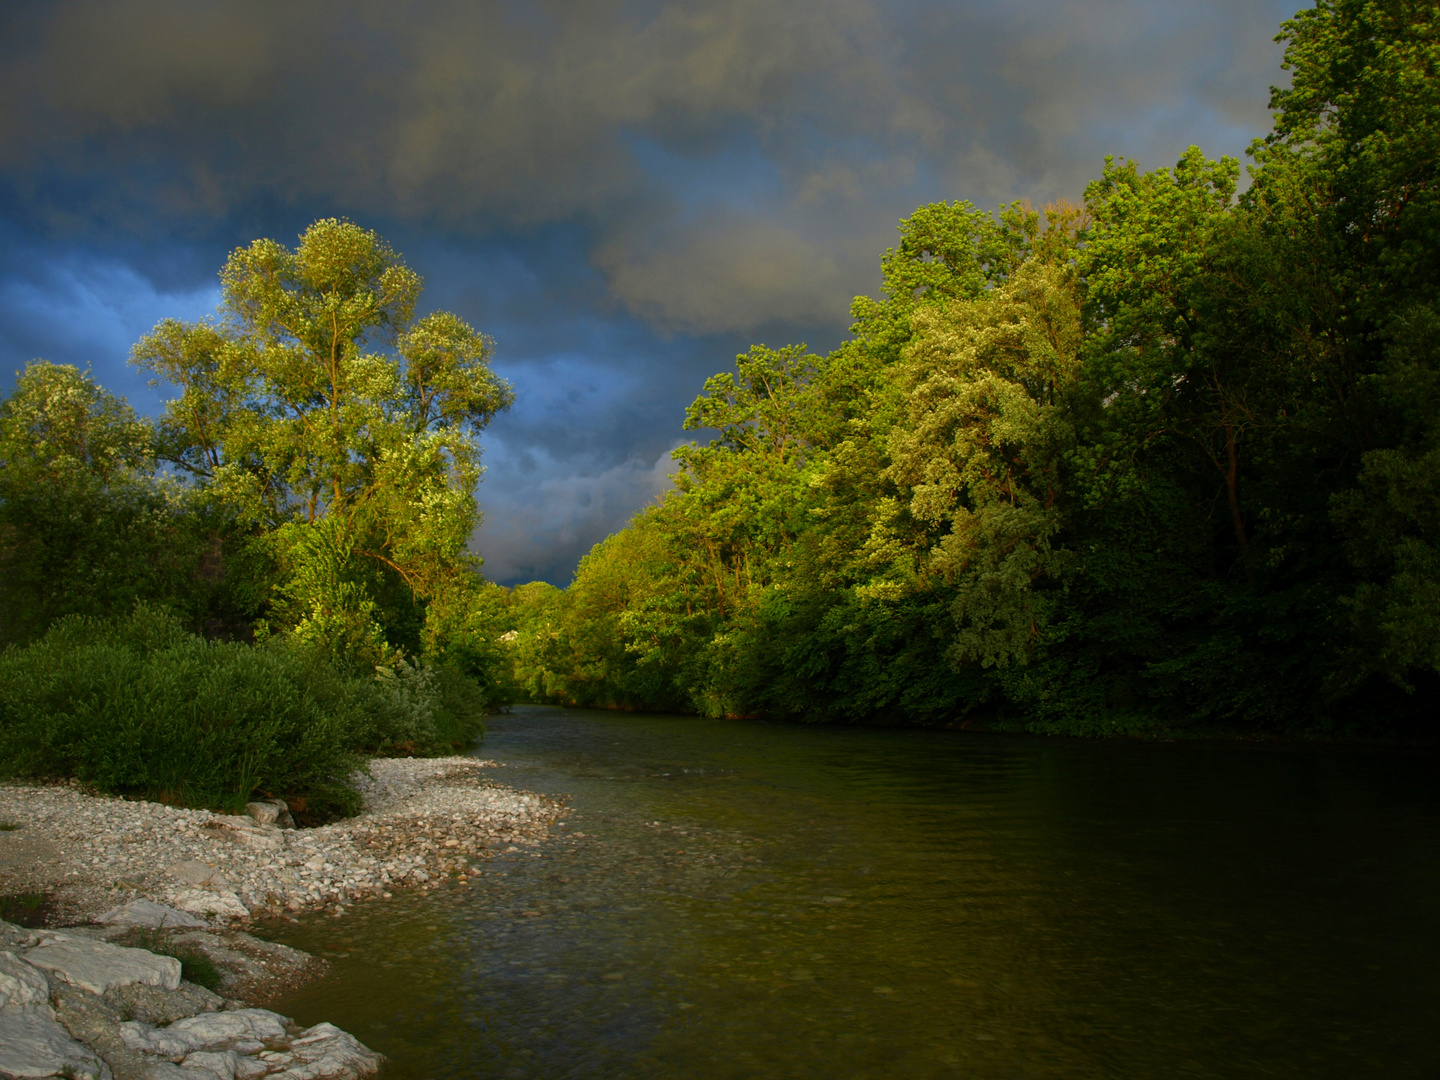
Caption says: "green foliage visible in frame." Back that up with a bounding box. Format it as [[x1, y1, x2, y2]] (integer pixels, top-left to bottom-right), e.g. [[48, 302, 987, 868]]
[[131, 218, 513, 668], [113, 927, 224, 990], [4, 7, 1434, 740], [367, 658, 489, 755], [0, 607, 482, 819], [0, 892, 53, 928], [509, 3, 1439, 737], [0, 363, 213, 645], [265, 517, 397, 669], [882, 261, 1084, 668], [0, 225, 508, 823], [176, 949, 224, 992], [502, 526, 697, 711]]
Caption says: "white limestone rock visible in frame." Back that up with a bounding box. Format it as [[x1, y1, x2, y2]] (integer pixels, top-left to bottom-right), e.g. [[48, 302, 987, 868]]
[[243, 802, 280, 826], [168, 862, 228, 888], [181, 1050, 243, 1079], [265, 1022, 382, 1080], [178, 1049, 268, 1080], [121, 1019, 196, 1058], [0, 922, 40, 951], [140, 1064, 219, 1080], [247, 800, 296, 830], [168, 1007, 289, 1049], [229, 829, 283, 852], [204, 818, 283, 853], [23, 935, 181, 995], [171, 889, 249, 920], [0, 1007, 111, 1079], [0, 949, 52, 1012], [123, 1007, 290, 1058], [97, 900, 209, 930]]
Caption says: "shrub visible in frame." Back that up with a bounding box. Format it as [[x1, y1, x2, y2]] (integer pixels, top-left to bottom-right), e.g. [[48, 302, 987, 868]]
[[364, 660, 488, 756], [0, 891, 53, 927], [0, 606, 492, 820], [0, 607, 371, 818]]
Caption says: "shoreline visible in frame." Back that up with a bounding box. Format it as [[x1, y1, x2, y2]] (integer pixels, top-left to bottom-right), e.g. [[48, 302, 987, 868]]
[[0, 756, 563, 927], [0, 756, 564, 1080]]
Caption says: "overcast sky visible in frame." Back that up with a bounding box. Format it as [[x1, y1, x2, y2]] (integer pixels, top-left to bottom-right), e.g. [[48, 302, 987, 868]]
[[0, 0, 1301, 584]]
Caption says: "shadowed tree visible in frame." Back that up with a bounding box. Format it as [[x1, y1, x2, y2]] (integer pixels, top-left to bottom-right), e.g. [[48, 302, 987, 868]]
[[0, 362, 206, 643]]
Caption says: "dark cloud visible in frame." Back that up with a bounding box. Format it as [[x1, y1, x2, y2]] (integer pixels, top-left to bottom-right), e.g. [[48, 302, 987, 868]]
[[476, 437, 680, 585], [0, 0, 1303, 582], [0, 224, 217, 408]]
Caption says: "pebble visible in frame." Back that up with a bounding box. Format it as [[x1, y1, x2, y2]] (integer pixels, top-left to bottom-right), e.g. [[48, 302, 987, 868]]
[[0, 758, 563, 925]]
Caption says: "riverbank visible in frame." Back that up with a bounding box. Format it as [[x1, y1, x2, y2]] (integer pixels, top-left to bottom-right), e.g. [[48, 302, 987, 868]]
[[0, 755, 564, 1079], [2, 913, 385, 1080], [0, 757, 563, 927]]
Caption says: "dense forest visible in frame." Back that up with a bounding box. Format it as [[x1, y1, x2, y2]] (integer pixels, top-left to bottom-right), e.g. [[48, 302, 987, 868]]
[[0, 0, 1435, 767], [499, 0, 1440, 736]]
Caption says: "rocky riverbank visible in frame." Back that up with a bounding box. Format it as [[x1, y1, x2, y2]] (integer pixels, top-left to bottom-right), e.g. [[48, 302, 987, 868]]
[[2, 914, 383, 1080], [0, 757, 562, 925], [0, 756, 565, 1079]]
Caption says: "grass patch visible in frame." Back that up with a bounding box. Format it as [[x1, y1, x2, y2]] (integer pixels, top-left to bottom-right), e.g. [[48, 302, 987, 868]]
[[113, 927, 225, 991], [0, 821, 18, 831], [0, 891, 54, 927]]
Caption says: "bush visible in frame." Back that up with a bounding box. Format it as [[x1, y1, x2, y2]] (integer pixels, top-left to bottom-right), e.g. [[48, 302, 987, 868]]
[[0, 606, 487, 820], [364, 659, 488, 756]]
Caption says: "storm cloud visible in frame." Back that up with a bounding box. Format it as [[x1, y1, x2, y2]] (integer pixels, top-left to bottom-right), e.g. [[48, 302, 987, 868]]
[[0, 0, 1300, 582]]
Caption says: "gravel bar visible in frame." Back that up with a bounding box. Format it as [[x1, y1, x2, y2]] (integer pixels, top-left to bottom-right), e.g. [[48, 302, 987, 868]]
[[0, 757, 564, 925]]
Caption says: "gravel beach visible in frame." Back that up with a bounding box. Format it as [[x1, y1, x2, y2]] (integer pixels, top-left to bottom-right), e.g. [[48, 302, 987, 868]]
[[0, 756, 563, 1079], [0, 757, 564, 926]]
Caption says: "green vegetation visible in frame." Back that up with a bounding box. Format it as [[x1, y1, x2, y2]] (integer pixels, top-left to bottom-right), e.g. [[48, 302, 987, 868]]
[[0, 607, 487, 820], [0, 222, 510, 814], [502, 1, 1440, 737], [0, 892, 53, 928], [114, 927, 225, 990], [2, 2, 1432, 749]]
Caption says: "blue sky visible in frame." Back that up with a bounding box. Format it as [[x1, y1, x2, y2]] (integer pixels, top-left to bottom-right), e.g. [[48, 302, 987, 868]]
[[0, 0, 1302, 584]]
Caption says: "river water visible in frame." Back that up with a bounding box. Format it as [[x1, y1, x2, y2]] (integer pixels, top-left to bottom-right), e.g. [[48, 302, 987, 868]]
[[265, 705, 1439, 1078]]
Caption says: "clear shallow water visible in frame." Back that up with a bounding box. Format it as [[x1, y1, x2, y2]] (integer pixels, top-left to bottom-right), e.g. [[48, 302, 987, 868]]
[[264, 706, 1440, 1078]]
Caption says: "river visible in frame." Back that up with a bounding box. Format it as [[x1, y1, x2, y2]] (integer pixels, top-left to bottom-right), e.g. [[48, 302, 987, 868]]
[[264, 704, 1439, 1078]]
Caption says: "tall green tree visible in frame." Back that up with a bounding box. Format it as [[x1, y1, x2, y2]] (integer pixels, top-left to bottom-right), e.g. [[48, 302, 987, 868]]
[[880, 261, 1084, 668], [1246, 0, 1440, 700], [133, 219, 513, 664]]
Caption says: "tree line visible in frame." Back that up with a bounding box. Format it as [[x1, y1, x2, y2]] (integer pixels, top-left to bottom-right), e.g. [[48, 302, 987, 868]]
[[500, 0, 1440, 736], [2, 0, 1433, 746]]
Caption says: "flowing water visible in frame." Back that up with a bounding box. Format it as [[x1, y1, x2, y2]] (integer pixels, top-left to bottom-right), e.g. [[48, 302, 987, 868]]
[[264, 705, 1439, 1078]]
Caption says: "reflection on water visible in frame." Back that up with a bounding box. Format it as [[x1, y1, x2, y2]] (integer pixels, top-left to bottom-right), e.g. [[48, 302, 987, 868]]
[[264, 706, 1440, 1078]]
